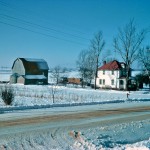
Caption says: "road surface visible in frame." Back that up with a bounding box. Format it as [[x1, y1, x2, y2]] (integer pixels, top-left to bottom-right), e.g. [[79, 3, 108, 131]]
[[0, 102, 150, 149], [0, 102, 150, 133]]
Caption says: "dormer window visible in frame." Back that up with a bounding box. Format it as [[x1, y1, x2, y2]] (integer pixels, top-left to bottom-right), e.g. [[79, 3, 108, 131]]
[[121, 63, 125, 68]]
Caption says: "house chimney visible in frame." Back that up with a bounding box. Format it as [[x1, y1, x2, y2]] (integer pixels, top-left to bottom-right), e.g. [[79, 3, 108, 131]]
[[103, 61, 106, 65]]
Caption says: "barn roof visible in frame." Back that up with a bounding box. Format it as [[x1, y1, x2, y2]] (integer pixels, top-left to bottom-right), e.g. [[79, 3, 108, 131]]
[[98, 60, 123, 70], [12, 58, 49, 70]]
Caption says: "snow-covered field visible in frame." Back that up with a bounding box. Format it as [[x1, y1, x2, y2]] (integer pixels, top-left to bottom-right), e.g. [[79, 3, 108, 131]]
[[0, 84, 149, 107], [0, 84, 150, 150]]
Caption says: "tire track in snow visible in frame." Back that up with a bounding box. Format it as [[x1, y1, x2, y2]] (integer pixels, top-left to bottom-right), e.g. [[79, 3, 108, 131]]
[[50, 127, 75, 150]]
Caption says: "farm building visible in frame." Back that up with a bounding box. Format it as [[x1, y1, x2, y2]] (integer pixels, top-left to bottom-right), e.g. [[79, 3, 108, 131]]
[[10, 58, 49, 85], [58, 71, 82, 85], [96, 60, 137, 90]]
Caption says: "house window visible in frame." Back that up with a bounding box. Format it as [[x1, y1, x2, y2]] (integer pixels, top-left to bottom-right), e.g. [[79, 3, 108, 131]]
[[112, 70, 114, 75], [111, 79, 114, 85], [103, 70, 105, 75], [120, 80, 124, 85], [99, 79, 102, 85], [103, 79, 105, 85]]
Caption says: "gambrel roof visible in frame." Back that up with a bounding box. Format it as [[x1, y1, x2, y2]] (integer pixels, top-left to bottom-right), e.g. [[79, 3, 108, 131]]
[[12, 58, 49, 71]]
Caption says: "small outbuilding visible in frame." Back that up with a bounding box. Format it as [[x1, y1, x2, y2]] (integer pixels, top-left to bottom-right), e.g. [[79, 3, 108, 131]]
[[10, 58, 49, 85]]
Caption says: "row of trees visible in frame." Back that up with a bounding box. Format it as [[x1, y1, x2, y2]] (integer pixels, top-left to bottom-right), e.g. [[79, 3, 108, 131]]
[[77, 20, 150, 90]]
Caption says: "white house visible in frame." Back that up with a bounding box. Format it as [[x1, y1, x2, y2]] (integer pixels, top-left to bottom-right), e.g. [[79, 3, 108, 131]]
[[96, 60, 128, 90]]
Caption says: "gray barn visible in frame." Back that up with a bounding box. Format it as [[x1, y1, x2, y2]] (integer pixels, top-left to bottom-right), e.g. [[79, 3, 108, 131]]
[[10, 58, 49, 85]]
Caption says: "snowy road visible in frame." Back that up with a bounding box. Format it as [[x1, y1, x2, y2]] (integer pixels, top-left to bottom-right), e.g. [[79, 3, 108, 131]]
[[0, 101, 150, 149], [0, 104, 150, 128]]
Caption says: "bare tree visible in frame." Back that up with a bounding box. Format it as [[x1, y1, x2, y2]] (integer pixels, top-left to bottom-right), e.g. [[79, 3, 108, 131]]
[[77, 50, 94, 87], [49, 85, 58, 103], [51, 66, 61, 85], [76, 50, 87, 87], [138, 46, 150, 88], [102, 49, 117, 63], [139, 46, 150, 75], [91, 31, 105, 90], [86, 50, 97, 84], [113, 20, 146, 90]]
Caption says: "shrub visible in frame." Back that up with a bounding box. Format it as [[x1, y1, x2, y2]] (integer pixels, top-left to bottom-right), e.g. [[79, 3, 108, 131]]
[[0, 85, 14, 105]]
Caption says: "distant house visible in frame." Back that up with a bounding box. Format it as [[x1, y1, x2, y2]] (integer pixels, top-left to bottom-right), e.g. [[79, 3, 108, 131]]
[[10, 58, 49, 85], [96, 60, 132, 90]]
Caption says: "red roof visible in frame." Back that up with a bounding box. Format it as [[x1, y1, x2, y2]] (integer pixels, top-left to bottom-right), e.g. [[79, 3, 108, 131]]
[[98, 60, 122, 70]]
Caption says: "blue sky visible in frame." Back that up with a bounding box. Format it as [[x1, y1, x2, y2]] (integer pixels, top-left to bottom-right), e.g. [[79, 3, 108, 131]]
[[0, 0, 150, 68]]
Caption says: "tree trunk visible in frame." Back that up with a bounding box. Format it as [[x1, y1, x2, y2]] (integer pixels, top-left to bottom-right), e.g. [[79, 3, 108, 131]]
[[52, 94, 54, 103], [94, 74, 97, 90], [94, 57, 99, 90], [125, 67, 130, 91]]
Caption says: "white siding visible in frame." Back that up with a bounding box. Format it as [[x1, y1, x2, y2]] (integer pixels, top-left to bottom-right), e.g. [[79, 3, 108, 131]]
[[12, 59, 25, 75], [96, 70, 119, 88]]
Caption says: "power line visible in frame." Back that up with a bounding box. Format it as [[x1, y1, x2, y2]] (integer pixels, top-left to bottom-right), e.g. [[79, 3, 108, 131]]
[[0, 20, 87, 46], [0, 0, 91, 36], [0, 14, 90, 41]]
